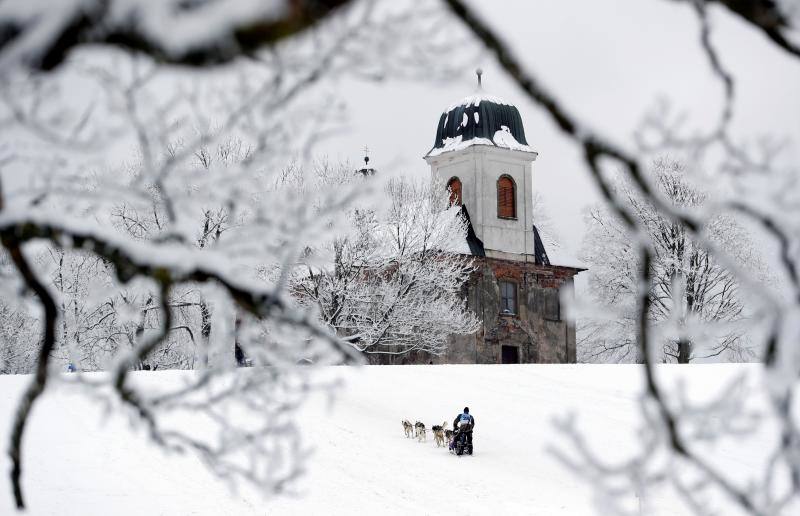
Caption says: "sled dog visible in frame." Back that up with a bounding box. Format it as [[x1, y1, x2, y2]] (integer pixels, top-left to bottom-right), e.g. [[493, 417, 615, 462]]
[[402, 420, 414, 438], [444, 428, 454, 447], [431, 421, 447, 447], [414, 421, 426, 442]]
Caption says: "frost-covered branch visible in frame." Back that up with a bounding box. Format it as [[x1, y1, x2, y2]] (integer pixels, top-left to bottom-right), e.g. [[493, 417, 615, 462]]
[[685, 0, 800, 59], [290, 173, 480, 357], [0, 0, 354, 71], [444, 0, 800, 513], [0, 231, 58, 509], [579, 159, 760, 364], [0, 1, 474, 508]]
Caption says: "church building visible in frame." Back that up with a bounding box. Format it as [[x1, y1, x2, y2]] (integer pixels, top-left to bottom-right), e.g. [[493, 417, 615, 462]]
[[375, 76, 584, 365]]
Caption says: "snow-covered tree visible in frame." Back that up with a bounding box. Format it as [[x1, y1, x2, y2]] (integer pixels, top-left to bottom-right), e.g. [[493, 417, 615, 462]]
[[0, 1, 464, 508], [292, 173, 480, 357], [2, 0, 800, 514], [0, 303, 38, 374], [579, 158, 762, 363], [0, 60, 361, 504], [434, 1, 800, 513]]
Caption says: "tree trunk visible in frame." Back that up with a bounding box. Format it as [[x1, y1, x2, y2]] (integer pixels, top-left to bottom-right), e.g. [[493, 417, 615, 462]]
[[234, 312, 243, 366], [199, 301, 211, 369], [677, 338, 691, 364]]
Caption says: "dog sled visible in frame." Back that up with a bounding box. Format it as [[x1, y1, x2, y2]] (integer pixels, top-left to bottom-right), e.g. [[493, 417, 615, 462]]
[[449, 428, 473, 456]]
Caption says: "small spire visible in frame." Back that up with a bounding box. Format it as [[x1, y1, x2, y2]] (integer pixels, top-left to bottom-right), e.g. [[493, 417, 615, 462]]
[[476, 68, 483, 88], [356, 145, 375, 176]]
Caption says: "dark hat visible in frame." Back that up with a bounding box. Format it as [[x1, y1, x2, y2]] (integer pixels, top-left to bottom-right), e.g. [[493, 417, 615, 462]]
[[464, 407, 469, 413]]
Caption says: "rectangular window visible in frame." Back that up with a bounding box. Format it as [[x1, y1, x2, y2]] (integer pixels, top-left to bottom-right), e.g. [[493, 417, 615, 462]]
[[499, 281, 517, 315], [545, 288, 561, 321]]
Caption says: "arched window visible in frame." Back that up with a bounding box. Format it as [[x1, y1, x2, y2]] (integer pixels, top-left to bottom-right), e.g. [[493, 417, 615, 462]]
[[448, 177, 462, 206], [497, 175, 516, 219]]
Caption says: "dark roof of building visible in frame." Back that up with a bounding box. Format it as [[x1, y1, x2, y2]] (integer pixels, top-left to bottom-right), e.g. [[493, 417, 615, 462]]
[[458, 208, 554, 267], [458, 207, 551, 266], [460, 205, 485, 257], [428, 93, 532, 156], [532, 225, 550, 266]]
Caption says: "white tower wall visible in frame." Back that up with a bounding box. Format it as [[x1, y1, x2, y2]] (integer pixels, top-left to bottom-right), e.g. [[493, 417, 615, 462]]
[[425, 144, 538, 262]]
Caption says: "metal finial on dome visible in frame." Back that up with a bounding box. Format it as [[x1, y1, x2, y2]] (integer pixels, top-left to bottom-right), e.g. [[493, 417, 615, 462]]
[[476, 68, 483, 87], [356, 145, 375, 176]]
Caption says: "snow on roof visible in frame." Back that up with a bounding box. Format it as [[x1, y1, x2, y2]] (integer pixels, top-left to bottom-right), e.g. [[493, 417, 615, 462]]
[[426, 135, 493, 157], [426, 129, 535, 158], [447, 235, 473, 255], [428, 89, 535, 158], [541, 241, 589, 270], [443, 92, 512, 113], [492, 126, 535, 153]]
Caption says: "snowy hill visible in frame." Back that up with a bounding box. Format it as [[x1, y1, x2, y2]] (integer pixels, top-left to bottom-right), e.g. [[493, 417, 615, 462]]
[[0, 364, 768, 515]]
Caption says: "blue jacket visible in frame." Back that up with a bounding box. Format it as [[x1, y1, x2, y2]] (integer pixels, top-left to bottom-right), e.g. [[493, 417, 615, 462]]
[[453, 412, 475, 430]]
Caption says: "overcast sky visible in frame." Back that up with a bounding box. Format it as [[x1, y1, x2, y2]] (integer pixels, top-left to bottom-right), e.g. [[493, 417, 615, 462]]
[[312, 0, 800, 291]]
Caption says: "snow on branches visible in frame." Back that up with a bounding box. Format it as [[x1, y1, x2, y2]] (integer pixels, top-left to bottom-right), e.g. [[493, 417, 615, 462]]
[[0, 1, 468, 507], [579, 158, 764, 364], [441, 0, 800, 513], [289, 169, 481, 357]]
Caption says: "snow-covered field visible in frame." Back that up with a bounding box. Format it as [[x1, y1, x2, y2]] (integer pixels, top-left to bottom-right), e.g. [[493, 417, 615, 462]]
[[0, 364, 770, 515]]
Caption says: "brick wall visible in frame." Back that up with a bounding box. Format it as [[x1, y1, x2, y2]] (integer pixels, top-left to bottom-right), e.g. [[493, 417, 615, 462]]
[[368, 256, 583, 365]]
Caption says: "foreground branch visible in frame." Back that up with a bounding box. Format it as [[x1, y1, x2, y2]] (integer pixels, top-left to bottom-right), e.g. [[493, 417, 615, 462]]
[[0, 235, 58, 509], [705, 0, 800, 58], [0, 216, 359, 507], [442, 0, 784, 512], [0, 0, 354, 71]]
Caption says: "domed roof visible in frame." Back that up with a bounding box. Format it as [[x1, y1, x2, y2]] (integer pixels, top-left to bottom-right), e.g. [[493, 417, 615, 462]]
[[426, 92, 534, 157]]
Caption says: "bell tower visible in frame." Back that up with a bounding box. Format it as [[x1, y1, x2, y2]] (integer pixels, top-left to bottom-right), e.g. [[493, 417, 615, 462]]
[[360, 71, 586, 367], [423, 72, 539, 262]]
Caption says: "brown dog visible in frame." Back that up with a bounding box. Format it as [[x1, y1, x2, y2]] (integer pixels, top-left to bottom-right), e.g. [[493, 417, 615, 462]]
[[432, 421, 447, 447]]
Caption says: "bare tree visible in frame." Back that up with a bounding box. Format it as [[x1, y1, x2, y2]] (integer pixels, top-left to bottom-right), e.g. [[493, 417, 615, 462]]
[[2, 0, 800, 514], [292, 172, 480, 357], [579, 158, 762, 364], [0, 276, 39, 374], [437, 0, 800, 514], [0, 0, 468, 509]]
